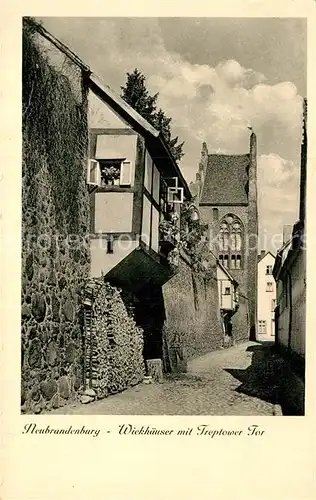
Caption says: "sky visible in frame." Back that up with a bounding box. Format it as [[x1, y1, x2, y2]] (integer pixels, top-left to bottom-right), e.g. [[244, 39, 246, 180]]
[[38, 17, 307, 252]]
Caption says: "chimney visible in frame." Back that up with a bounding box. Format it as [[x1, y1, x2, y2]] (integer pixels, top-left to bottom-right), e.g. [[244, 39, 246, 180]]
[[260, 250, 265, 258], [283, 224, 292, 245]]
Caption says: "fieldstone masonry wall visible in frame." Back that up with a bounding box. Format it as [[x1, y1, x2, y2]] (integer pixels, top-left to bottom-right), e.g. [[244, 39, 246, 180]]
[[162, 253, 224, 371], [21, 20, 90, 413]]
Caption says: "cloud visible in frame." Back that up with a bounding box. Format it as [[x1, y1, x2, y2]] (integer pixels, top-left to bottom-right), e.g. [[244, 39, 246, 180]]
[[258, 154, 300, 251], [39, 18, 303, 159], [147, 62, 302, 158], [215, 59, 266, 89]]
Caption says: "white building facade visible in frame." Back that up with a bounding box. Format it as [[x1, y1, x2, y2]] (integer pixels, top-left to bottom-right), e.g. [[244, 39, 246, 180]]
[[257, 251, 276, 340]]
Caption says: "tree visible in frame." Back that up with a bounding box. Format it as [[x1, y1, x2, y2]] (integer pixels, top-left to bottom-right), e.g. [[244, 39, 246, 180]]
[[121, 69, 184, 162], [121, 69, 158, 123]]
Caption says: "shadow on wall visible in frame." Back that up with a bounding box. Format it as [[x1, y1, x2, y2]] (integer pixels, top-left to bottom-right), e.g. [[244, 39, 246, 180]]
[[134, 284, 166, 362], [224, 342, 304, 415], [132, 264, 224, 375], [162, 258, 224, 370]]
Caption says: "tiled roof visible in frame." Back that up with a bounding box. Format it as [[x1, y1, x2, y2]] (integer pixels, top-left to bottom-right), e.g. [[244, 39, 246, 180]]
[[200, 154, 250, 205], [257, 251, 276, 264]]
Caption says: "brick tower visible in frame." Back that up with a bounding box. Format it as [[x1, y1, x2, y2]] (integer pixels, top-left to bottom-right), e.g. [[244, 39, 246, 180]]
[[192, 131, 258, 342]]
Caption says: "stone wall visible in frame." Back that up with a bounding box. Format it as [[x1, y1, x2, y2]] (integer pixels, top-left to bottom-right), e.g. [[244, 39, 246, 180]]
[[84, 280, 145, 398], [162, 253, 224, 371], [21, 20, 90, 413]]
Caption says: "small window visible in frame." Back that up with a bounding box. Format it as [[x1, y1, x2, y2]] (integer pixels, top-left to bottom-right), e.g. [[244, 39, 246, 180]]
[[258, 320, 267, 334], [223, 255, 229, 268], [266, 282, 273, 292], [213, 208, 219, 221], [224, 287, 231, 295], [266, 265, 273, 275], [106, 237, 114, 254], [236, 255, 241, 269], [231, 255, 236, 269], [271, 299, 276, 312], [99, 159, 132, 187]]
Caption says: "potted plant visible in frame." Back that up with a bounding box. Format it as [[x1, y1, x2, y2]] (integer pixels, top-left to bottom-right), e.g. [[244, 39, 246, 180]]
[[101, 165, 121, 186]]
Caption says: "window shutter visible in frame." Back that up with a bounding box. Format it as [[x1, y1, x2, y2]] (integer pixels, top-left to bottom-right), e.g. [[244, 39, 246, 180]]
[[120, 160, 132, 186], [87, 159, 101, 185], [167, 186, 184, 203]]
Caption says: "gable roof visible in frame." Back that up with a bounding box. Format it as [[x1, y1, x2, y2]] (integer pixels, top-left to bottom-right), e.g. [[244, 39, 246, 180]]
[[257, 251, 276, 264], [27, 18, 192, 200], [217, 262, 238, 285], [89, 74, 159, 138], [273, 238, 293, 280], [89, 75, 191, 199], [207, 248, 238, 285], [200, 154, 249, 205]]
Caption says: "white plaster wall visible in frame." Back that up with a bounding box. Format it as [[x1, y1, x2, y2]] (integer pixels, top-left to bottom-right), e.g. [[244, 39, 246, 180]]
[[90, 238, 138, 278], [290, 250, 306, 357], [257, 253, 276, 338], [217, 266, 233, 310], [94, 192, 133, 233], [96, 133, 136, 159], [88, 91, 131, 129]]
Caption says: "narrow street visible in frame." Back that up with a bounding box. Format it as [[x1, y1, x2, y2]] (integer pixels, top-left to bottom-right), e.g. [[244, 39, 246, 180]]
[[50, 341, 282, 416]]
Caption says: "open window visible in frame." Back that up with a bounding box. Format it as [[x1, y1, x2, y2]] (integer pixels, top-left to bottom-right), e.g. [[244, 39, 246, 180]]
[[167, 186, 184, 204], [87, 159, 101, 186], [98, 159, 132, 187], [165, 177, 184, 205]]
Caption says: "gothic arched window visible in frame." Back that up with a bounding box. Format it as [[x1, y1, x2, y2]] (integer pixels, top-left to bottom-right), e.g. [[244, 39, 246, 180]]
[[218, 214, 243, 270]]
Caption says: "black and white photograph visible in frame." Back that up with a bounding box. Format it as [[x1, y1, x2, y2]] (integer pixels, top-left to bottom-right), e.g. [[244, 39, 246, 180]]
[[21, 16, 306, 417]]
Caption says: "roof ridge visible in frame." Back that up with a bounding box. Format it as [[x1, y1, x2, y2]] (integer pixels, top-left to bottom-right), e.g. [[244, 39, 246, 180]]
[[208, 153, 250, 157]]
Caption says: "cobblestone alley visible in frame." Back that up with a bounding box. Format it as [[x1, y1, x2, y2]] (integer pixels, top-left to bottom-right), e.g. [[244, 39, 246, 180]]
[[50, 341, 282, 416]]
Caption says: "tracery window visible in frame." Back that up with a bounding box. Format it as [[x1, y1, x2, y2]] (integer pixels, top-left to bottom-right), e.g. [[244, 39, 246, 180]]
[[218, 214, 243, 270]]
